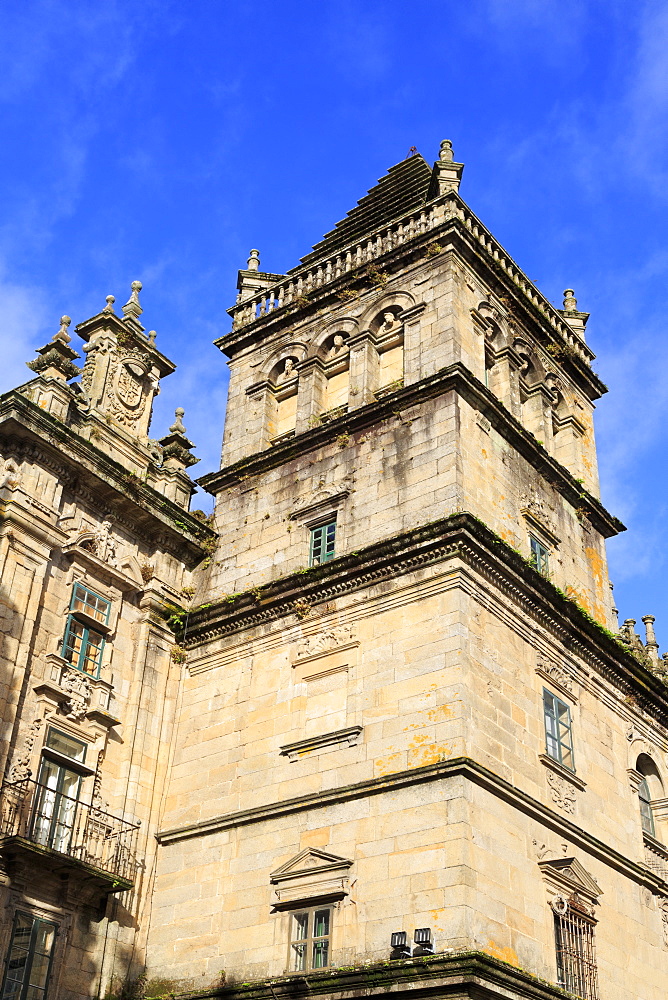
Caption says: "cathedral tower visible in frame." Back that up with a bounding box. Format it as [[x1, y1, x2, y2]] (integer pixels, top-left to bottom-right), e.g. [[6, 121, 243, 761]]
[[148, 146, 668, 1000]]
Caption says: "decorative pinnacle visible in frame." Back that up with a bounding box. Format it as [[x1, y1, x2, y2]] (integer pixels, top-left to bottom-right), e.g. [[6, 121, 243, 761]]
[[148, 330, 157, 344], [169, 407, 187, 434], [563, 289, 577, 313], [104, 295, 115, 313], [439, 139, 454, 162], [122, 280, 143, 319], [247, 249, 260, 272], [53, 315, 72, 344]]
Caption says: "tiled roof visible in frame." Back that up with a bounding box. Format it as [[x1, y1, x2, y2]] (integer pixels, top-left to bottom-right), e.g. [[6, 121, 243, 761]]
[[295, 154, 433, 269]]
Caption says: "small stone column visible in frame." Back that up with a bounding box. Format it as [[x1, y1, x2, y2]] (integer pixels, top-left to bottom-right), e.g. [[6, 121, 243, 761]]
[[348, 330, 379, 409], [489, 345, 522, 419], [400, 303, 426, 386]]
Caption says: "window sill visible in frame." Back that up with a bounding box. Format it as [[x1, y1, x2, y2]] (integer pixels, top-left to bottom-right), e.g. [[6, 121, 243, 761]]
[[539, 754, 586, 790]]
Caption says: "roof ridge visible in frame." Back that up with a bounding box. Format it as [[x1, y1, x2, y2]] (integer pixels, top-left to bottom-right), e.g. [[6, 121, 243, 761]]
[[296, 155, 433, 268]]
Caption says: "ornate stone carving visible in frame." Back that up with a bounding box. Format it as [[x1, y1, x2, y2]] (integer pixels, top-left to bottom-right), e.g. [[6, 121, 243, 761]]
[[61, 668, 92, 721], [536, 651, 574, 693], [547, 770, 576, 813], [520, 491, 558, 540], [660, 898, 668, 948], [9, 718, 43, 781], [0, 459, 21, 490], [296, 624, 357, 659]]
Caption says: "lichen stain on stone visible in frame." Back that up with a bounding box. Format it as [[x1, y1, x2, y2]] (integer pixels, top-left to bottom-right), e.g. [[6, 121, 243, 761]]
[[374, 751, 404, 777], [484, 941, 519, 966], [585, 545, 607, 621]]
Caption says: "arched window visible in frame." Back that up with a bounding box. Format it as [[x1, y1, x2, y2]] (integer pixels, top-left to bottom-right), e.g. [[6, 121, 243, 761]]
[[638, 776, 655, 837], [636, 753, 663, 840]]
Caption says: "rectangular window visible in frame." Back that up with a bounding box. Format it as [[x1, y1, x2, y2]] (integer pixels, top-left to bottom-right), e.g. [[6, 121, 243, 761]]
[[554, 900, 599, 1000], [1, 911, 57, 1000], [289, 907, 331, 971], [543, 689, 575, 770], [309, 521, 336, 566], [60, 585, 109, 677], [530, 536, 550, 577], [45, 728, 86, 763]]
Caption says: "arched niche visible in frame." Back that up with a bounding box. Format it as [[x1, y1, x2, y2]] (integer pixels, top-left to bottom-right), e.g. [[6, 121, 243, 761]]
[[319, 331, 351, 412], [267, 352, 301, 440]]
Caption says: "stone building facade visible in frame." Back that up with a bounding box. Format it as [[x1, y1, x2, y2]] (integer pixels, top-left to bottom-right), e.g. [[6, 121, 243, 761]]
[[2, 144, 668, 1000]]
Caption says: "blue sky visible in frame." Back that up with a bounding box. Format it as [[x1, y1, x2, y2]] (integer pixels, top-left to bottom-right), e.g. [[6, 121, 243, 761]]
[[1, 0, 667, 635]]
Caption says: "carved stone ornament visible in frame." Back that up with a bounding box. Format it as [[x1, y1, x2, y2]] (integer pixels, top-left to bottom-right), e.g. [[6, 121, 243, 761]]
[[536, 651, 574, 695], [270, 848, 353, 908], [520, 491, 559, 541], [660, 898, 668, 949], [60, 668, 92, 721], [538, 856, 602, 913], [9, 718, 44, 781], [296, 624, 357, 660], [547, 770, 577, 813]]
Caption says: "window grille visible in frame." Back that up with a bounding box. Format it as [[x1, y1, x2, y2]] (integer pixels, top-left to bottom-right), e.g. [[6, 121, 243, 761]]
[[530, 535, 550, 577], [552, 894, 599, 1000], [543, 688, 575, 770], [289, 906, 331, 971], [638, 776, 655, 837], [1, 911, 57, 1000], [60, 584, 110, 677], [309, 521, 336, 566]]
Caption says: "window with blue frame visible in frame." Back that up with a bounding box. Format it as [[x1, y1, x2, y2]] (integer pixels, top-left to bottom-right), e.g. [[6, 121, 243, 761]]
[[529, 535, 550, 577], [543, 688, 575, 771], [1, 911, 57, 1000], [309, 521, 336, 566], [61, 583, 110, 678]]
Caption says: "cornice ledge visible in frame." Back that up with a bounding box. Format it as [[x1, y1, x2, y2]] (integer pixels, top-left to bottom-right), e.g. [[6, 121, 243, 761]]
[[183, 950, 577, 1000], [197, 363, 623, 539], [186, 512, 668, 722], [183, 951, 576, 1000], [156, 755, 665, 894]]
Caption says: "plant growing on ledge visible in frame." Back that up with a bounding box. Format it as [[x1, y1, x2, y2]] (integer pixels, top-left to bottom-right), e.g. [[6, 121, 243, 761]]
[[365, 263, 389, 289], [424, 242, 443, 258]]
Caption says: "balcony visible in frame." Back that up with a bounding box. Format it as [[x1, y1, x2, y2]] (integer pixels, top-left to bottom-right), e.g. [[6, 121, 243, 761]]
[[0, 778, 140, 892]]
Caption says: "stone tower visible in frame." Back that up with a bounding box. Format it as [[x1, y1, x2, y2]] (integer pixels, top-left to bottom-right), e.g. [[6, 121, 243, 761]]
[[147, 146, 668, 1000]]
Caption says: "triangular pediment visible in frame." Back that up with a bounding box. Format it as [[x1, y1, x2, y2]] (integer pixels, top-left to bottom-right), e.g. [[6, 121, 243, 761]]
[[538, 856, 602, 899], [270, 848, 353, 883], [295, 155, 432, 269]]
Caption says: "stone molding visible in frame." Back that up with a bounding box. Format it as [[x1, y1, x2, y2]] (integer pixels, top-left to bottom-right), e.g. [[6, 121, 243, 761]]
[[181, 950, 580, 1000], [535, 651, 577, 701], [279, 726, 363, 760], [198, 362, 621, 543], [270, 848, 353, 907], [184, 513, 668, 730], [0, 390, 214, 563], [156, 755, 668, 896]]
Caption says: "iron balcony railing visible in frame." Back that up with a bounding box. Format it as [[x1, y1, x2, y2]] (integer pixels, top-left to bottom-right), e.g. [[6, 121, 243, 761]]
[[0, 778, 140, 884]]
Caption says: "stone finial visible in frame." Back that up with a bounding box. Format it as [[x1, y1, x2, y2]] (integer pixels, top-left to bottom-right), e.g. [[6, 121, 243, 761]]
[[122, 280, 143, 319], [53, 316, 72, 345], [247, 249, 260, 272], [148, 330, 157, 344], [642, 614, 660, 665], [439, 139, 454, 162], [563, 289, 578, 313], [169, 407, 187, 434], [104, 295, 116, 313]]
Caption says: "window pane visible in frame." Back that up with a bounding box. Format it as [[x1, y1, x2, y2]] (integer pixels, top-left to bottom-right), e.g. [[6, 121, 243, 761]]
[[291, 912, 308, 942], [80, 630, 103, 675], [313, 909, 330, 938], [310, 522, 336, 566], [312, 939, 329, 969], [71, 584, 109, 623], [45, 729, 86, 762], [291, 944, 307, 971], [62, 619, 84, 664]]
